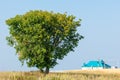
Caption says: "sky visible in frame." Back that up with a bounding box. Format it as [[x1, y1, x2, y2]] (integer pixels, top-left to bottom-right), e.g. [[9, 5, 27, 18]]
[[0, 0, 120, 71]]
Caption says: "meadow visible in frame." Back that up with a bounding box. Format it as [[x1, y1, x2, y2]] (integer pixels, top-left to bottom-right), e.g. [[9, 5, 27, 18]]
[[0, 69, 120, 80]]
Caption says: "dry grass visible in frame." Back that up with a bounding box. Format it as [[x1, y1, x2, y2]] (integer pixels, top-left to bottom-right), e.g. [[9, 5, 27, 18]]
[[0, 69, 120, 80], [64, 68, 120, 74]]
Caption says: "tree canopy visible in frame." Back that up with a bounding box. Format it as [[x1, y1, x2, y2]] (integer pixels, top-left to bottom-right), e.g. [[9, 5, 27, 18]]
[[6, 10, 83, 74]]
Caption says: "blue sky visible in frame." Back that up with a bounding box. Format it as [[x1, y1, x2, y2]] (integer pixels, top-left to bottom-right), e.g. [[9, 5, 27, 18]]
[[0, 0, 120, 71]]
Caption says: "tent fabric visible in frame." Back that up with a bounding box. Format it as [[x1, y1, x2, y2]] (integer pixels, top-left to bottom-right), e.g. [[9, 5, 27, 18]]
[[82, 60, 111, 68]]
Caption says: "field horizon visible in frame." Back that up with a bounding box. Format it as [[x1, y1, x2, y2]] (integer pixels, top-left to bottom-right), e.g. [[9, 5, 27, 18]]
[[0, 68, 120, 80], [63, 68, 120, 73]]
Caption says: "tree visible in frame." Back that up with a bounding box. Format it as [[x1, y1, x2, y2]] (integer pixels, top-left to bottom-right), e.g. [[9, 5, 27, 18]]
[[6, 10, 83, 74]]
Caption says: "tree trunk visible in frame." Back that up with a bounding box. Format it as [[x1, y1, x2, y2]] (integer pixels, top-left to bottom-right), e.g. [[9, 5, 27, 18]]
[[45, 67, 49, 74]]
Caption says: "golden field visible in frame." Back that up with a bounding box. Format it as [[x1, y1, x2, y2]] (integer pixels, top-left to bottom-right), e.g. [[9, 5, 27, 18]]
[[64, 68, 120, 74], [0, 69, 120, 80]]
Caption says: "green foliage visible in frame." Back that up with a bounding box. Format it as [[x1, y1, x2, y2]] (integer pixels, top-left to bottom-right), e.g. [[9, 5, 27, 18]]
[[6, 10, 83, 73]]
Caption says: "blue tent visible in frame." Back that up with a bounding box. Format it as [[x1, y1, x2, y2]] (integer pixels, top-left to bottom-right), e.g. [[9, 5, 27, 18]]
[[82, 60, 111, 69]]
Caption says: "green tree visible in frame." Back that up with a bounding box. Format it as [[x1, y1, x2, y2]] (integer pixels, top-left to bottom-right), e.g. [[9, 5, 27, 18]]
[[6, 10, 83, 74]]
